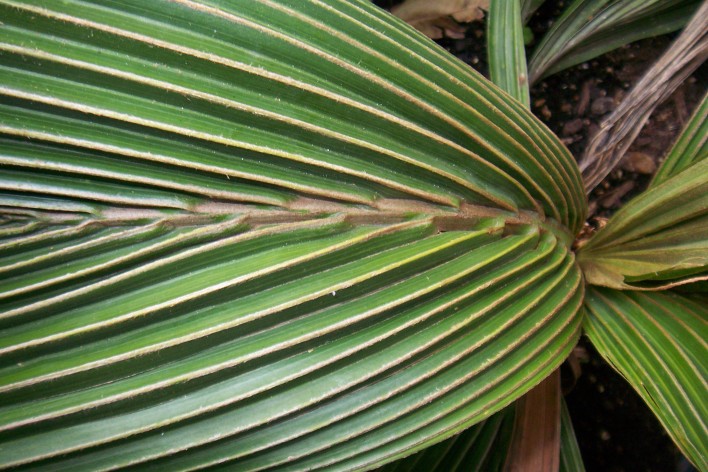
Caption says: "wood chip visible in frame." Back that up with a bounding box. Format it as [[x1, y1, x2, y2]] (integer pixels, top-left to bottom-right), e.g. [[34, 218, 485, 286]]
[[577, 80, 592, 115], [591, 97, 616, 116], [599, 181, 635, 208], [391, 0, 489, 39], [620, 151, 657, 175], [562, 118, 584, 136]]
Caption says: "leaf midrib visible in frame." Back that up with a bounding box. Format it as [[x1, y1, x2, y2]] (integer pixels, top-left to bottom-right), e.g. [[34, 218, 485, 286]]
[[24, 196, 575, 248]]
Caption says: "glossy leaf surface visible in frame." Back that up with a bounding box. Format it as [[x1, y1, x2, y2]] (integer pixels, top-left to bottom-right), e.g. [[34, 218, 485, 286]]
[[0, 0, 585, 230]]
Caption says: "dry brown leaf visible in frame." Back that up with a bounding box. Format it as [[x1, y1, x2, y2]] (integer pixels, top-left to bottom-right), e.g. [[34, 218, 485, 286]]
[[390, 0, 489, 39], [620, 151, 657, 175], [579, 1, 708, 193]]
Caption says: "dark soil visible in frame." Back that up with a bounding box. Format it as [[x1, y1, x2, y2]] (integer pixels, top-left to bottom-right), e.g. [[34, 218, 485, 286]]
[[528, 33, 704, 220], [374, 1, 705, 471]]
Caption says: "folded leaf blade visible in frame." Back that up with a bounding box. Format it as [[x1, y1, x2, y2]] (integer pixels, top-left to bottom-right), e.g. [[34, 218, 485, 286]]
[[528, 0, 700, 83], [578, 159, 708, 289], [651, 91, 708, 187], [488, 0, 530, 107], [0, 0, 587, 469], [583, 288, 708, 470], [0, 217, 582, 469], [0, 0, 585, 230]]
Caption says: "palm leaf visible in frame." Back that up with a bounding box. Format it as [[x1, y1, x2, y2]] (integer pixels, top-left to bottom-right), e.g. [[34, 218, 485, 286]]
[[488, 0, 530, 107], [377, 406, 515, 472], [0, 0, 586, 469], [528, 0, 701, 83], [583, 287, 708, 470], [577, 158, 707, 290], [559, 398, 586, 472], [651, 90, 708, 188], [520, 0, 545, 24]]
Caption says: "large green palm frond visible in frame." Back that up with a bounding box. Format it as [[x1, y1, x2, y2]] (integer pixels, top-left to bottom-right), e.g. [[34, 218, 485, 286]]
[[0, 0, 586, 469]]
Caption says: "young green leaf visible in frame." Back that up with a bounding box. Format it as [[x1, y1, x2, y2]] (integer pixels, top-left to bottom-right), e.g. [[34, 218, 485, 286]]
[[488, 0, 530, 107], [0, 0, 586, 230], [583, 287, 708, 470], [651, 91, 708, 188], [577, 159, 708, 290], [0, 217, 583, 470], [528, 0, 701, 83]]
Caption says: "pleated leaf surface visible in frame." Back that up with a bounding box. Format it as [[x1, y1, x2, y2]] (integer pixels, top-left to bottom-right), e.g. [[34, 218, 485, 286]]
[[583, 287, 708, 470], [577, 158, 707, 290], [651, 91, 707, 188], [378, 406, 516, 472], [0, 0, 586, 469], [528, 0, 700, 83], [488, 0, 530, 108]]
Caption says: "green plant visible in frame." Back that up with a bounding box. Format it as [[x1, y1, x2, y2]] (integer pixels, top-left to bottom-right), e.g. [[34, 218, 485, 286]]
[[0, 0, 705, 470]]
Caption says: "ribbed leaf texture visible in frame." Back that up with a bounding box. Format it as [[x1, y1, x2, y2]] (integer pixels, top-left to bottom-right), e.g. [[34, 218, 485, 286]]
[[559, 398, 586, 472], [0, 0, 587, 228], [488, 0, 530, 107], [583, 288, 708, 470], [378, 406, 515, 472], [0, 0, 586, 469], [578, 157, 708, 290], [651, 91, 707, 188], [528, 0, 701, 83], [578, 84, 707, 289]]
